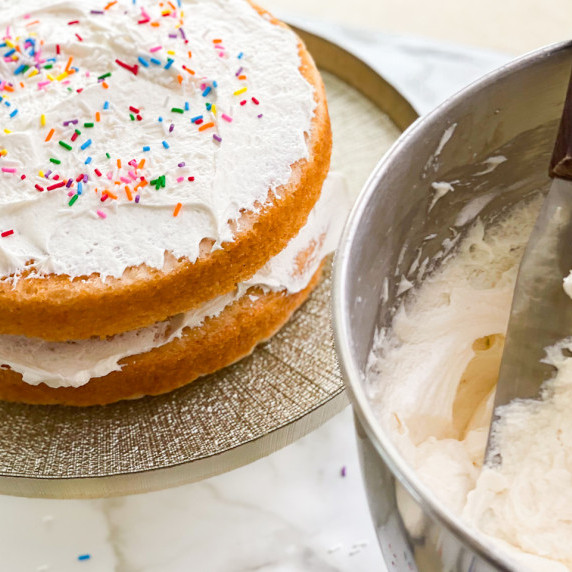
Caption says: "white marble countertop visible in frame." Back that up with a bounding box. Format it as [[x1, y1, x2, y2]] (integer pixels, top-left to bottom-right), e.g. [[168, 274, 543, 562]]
[[0, 17, 512, 572]]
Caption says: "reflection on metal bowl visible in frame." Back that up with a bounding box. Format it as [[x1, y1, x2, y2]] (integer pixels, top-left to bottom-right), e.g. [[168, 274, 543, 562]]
[[333, 41, 572, 572]]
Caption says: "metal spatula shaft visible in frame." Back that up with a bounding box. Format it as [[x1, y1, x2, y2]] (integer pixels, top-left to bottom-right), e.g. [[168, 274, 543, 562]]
[[487, 64, 572, 459]]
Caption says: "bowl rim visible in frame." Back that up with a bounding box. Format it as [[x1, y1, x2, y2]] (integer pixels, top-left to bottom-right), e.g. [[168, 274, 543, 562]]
[[333, 39, 572, 571]]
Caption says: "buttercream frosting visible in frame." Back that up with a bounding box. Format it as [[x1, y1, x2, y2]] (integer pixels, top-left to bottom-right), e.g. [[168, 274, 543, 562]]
[[369, 196, 572, 570], [0, 172, 348, 388], [0, 0, 315, 279]]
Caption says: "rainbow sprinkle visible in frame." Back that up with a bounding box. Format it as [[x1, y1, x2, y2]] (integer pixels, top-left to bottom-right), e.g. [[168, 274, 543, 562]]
[[115, 59, 138, 75]]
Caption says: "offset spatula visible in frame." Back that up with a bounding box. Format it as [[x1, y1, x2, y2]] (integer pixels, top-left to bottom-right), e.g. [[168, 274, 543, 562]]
[[486, 67, 572, 461]]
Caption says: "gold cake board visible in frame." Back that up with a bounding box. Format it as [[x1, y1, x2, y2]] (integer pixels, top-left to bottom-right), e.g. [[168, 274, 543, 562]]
[[0, 26, 417, 498]]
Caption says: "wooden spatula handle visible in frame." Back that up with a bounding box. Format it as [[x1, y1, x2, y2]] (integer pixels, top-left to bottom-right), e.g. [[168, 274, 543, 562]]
[[550, 66, 572, 180]]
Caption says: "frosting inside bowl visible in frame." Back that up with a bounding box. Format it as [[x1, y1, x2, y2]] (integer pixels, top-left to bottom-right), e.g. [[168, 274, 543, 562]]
[[369, 195, 572, 571], [0, 0, 315, 279]]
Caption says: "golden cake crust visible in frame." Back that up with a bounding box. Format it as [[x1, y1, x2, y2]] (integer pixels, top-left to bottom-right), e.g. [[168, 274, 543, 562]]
[[0, 5, 331, 342], [0, 264, 323, 406]]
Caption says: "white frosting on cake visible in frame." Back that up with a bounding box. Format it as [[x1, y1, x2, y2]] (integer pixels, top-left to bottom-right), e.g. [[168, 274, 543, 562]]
[[0, 172, 348, 388], [0, 0, 315, 279]]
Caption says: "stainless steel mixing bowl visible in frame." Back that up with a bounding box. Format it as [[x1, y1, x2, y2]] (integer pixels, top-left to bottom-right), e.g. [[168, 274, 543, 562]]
[[333, 41, 572, 572]]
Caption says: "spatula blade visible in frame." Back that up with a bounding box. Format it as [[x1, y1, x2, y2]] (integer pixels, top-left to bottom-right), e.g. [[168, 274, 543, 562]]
[[492, 177, 572, 412]]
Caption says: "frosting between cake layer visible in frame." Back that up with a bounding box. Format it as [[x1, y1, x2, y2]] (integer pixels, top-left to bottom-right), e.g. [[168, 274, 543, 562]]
[[0, 172, 348, 388], [0, 0, 315, 279]]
